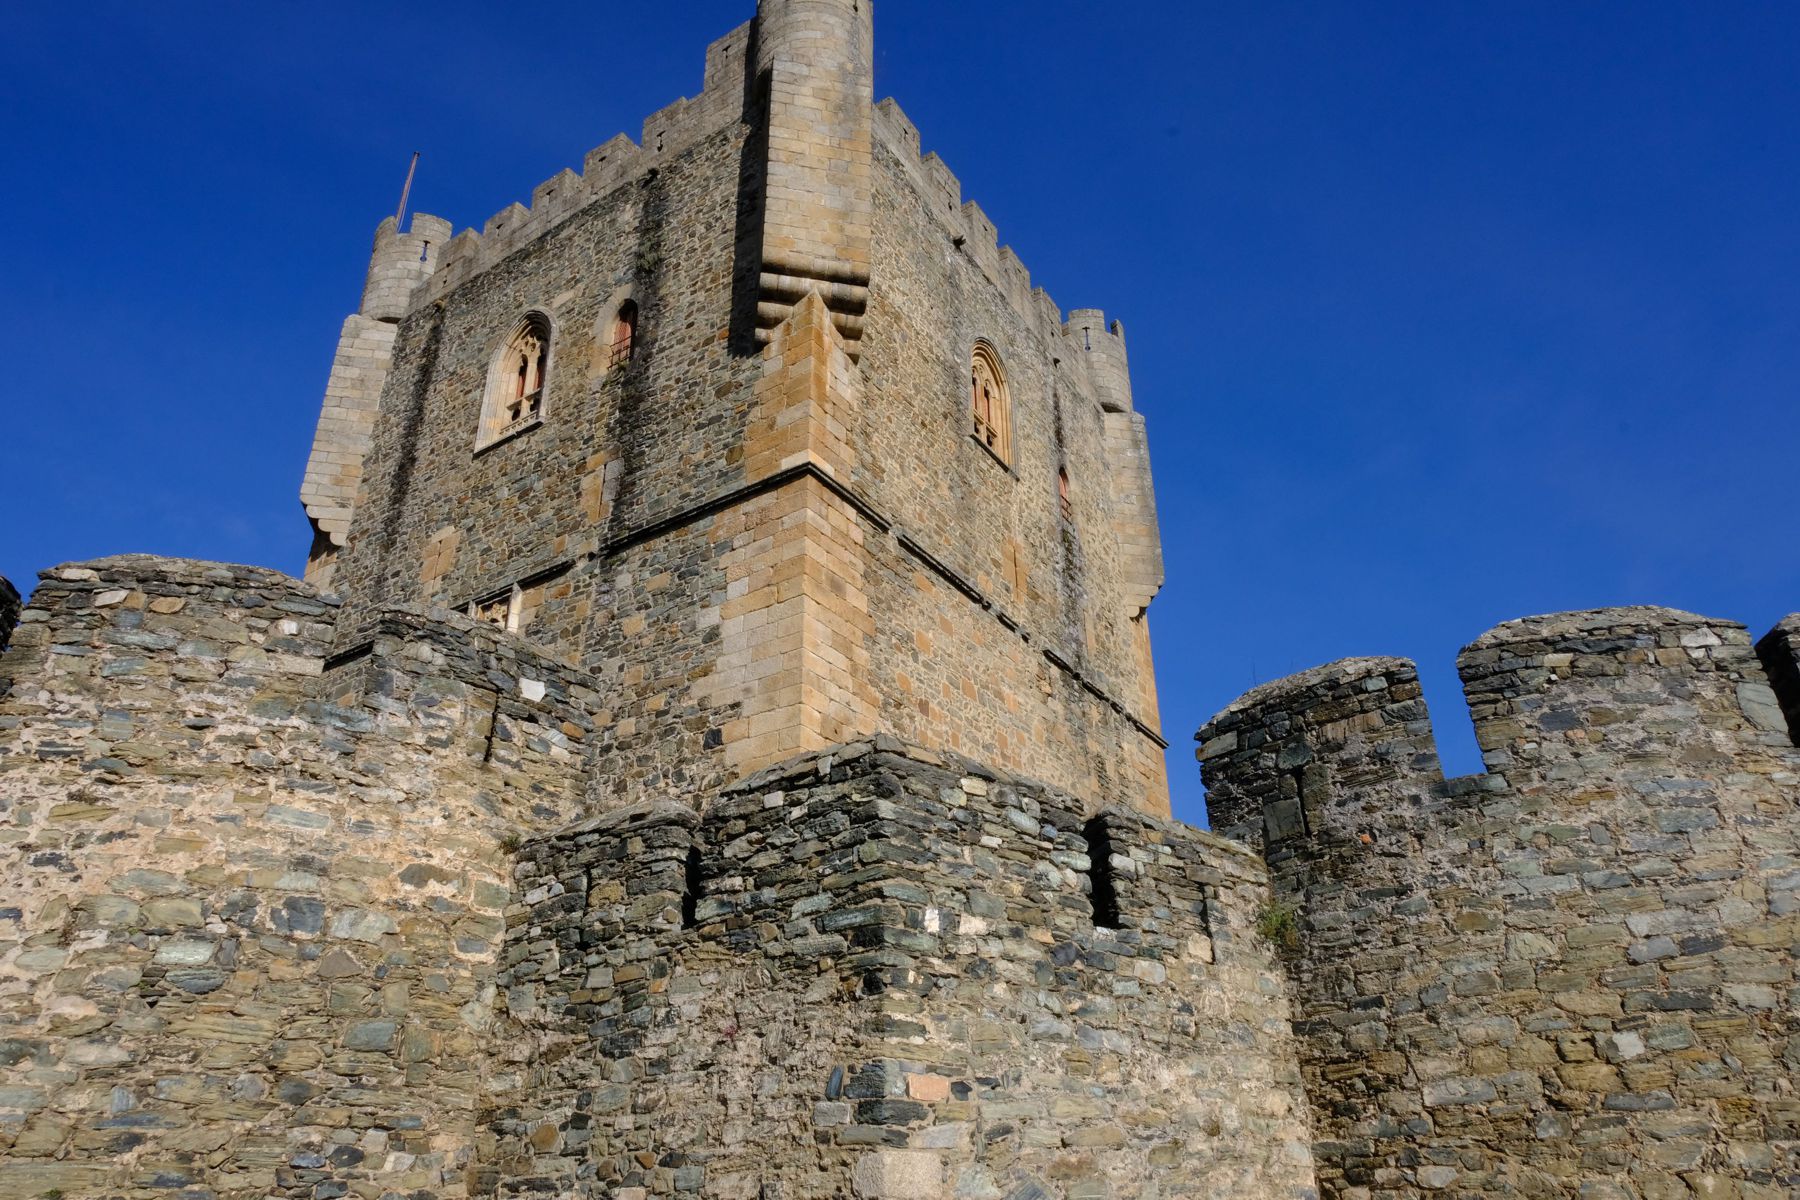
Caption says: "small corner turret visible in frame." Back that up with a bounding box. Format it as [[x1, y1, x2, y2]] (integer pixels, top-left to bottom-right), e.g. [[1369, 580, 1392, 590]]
[[1067, 309, 1162, 613], [300, 212, 451, 590], [750, 0, 875, 356], [361, 213, 453, 320]]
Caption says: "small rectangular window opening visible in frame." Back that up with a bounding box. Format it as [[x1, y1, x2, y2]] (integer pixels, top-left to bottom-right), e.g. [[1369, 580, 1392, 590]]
[[681, 843, 704, 929], [1084, 815, 1121, 929]]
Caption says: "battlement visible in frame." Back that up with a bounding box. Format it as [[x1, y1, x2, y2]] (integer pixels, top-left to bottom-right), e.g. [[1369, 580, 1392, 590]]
[[1197, 604, 1800, 1198], [491, 737, 1315, 1198], [415, 25, 753, 308], [874, 97, 1105, 348], [1200, 604, 1800, 848]]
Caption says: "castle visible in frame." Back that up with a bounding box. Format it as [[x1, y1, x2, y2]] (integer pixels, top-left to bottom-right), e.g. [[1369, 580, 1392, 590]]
[[0, 4, 1795, 1198]]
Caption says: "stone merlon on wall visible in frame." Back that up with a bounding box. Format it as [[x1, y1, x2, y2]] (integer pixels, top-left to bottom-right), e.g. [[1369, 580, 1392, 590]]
[[487, 735, 1318, 1198], [1197, 603, 1800, 1200]]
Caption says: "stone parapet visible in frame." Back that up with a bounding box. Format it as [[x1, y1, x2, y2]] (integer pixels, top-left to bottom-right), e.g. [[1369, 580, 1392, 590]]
[[1197, 655, 1445, 850], [487, 738, 1316, 1199], [1200, 605, 1800, 1199], [0, 557, 594, 1200]]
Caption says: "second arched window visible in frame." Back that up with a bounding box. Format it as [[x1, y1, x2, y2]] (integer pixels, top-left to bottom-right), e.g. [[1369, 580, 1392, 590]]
[[971, 342, 1011, 466], [480, 312, 553, 448]]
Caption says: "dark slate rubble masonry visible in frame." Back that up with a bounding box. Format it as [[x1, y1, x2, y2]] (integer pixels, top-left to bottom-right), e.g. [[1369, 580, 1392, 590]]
[[1199, 605, 1800, 1200], [487, 736, 1319, 1199]]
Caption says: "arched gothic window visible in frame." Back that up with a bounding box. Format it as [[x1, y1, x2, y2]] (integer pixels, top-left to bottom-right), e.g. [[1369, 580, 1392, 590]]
[[608, 300, 639, 368], [970, 342, 1011, 465], [480, 313, 553, 447]]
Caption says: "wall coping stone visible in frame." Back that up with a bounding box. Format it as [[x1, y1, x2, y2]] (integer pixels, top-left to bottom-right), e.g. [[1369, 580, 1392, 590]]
[[1463, 604, 1739, 651], [34, 553, 332, 602], [1200, 656, 1413, 731], [725, 734, 1267, 868]]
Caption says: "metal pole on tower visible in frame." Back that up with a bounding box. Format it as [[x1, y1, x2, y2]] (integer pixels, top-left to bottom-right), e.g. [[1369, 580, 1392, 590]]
[[396, 151, 421, 228]]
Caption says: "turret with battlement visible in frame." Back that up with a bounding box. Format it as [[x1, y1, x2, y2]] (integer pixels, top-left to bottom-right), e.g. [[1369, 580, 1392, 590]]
[[300, 213, 453, 589], [1198, 605, 1800, 1199]]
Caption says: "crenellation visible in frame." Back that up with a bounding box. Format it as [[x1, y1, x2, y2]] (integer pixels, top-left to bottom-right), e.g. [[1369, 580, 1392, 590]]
[[1457, 606, 1791, 775], [480, 199, 531, 244], [1201, 606, 1800, 1198], [1198, 656, 1446, 850], [482, 738, 1318, 1198], [528, 166, 584, 226], [997, 243, 1032, 309], [920, 150, 963, 218], [579, 131, 642, 198], [702, 21, 753, 92], [873, 95, 922, 158]]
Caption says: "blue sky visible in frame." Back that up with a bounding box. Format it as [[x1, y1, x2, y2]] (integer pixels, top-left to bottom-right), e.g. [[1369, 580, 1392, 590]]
[[2, 2, 1794, 825]]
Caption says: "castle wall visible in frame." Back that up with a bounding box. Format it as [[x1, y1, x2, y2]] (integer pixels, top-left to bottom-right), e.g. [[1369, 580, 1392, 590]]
[[0, 558, 597, 1199], [849, 133, 1169, 813], [1199, 607, 1800, 1199], [485, 741, 1315, 1199]]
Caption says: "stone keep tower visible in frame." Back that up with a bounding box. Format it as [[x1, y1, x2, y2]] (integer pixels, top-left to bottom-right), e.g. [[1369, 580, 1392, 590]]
[[299, 0, 1170, 819]]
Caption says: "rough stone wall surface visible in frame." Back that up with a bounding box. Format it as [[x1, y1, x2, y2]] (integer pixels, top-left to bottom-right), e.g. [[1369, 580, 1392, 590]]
[[0, 557, 596, 1200], [854, 128, 1170, 812], [332, 118, 758, 634], [1199, 606, 1800, 1199], [485, 741, 1315, 1199]]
